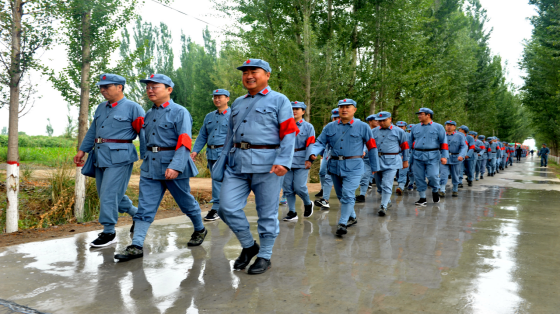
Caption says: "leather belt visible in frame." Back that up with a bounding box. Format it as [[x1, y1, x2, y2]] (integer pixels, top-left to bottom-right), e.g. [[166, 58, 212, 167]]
[[208, 145, 224, 149], [234, 142, 279, 150], [379, 152, 400, 156], [330, 155, 362, 160], [414, 148, 439, 152], [294, 147, 306, 152], [95, 138, 133, 144], [450, 153, 460, 155], [147, 146, 175, 153]]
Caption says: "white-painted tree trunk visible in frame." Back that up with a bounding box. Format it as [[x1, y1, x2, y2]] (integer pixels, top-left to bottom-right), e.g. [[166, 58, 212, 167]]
[[6, 163, 19, 233], [74, 167, 86, 222]]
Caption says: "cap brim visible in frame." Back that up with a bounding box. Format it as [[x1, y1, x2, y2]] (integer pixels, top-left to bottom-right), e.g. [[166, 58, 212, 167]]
[[338, 103, 356, 107], [139, 79, 157, 84], [375, 117, 390, 121], [237, 65, 270, 72], [96, 81, 122, 86]]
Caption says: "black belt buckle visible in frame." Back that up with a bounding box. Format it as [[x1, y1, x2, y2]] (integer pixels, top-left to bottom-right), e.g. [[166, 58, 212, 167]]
[[151, 147, 160, 153], [240, 142, 251, 150], [95, 137, 103, 144]]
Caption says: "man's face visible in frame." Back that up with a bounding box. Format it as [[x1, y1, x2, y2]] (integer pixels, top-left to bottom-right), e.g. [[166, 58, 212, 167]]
[[146, 82, 172, 103], [445, 124, 456, 133], [99, 84, 122, 101], [242, 67, 270, 91], [338, 105, 356, 119], [213, 95, 229, 108], [417, 112, 429, 123], [378, 118, 392, 129], [398, 126, 406, 131], [368, 120, 379, 128], [293, 108, 304, 120], [332, 117, 338, 122]]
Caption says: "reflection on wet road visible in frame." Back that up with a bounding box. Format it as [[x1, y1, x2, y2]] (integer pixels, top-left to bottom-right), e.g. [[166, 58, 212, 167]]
[[1, 158, 559, 313]]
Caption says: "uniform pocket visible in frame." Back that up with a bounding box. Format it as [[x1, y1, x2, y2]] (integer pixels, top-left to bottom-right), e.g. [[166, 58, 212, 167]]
[[349, 132, 362, 144], [107, 143, 130, 164], [161, 156, 173, 174], [255, 106, 276, 125], [112, 115, 132, 129], [251, 148, 277, 165], [158, 121, 175, 138], [227, 147, 236, 167]]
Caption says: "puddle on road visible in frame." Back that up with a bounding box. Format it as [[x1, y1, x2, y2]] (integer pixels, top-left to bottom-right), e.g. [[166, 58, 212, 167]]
[[501, 178, 560, 185]]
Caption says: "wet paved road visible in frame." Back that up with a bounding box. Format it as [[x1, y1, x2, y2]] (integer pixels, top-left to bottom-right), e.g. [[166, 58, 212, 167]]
[[1, 158, 560, 313]]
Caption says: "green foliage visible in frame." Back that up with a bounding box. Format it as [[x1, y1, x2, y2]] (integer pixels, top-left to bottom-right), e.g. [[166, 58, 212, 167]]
[[46, 118, 54, 137], [520, 0, 560, 154], [1, 127, 6, 135], [0, 135, 76, 148]]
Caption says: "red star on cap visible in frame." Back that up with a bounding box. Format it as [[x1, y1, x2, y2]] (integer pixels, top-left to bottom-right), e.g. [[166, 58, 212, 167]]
[[246, 60, 251, 64], [216, 90, 219, 92], [344, 99, 346, 102], [150, 74, 154, 78], [102, 75, 106, 80], [295, 101, 298, 103]]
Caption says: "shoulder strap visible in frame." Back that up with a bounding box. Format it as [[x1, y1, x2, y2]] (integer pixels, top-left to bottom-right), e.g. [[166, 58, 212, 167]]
[[232, 96, 264, 134]]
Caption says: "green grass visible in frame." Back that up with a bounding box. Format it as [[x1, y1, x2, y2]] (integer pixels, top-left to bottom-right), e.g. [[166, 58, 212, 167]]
[[0, 147, 77, 167]]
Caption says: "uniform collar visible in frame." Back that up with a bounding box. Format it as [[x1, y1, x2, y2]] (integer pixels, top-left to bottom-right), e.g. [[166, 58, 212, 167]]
[[244, 86, 271, 98], [296, 119, 304, 125], [217, 107, 229, 115], [338, 118, 354, 125], [447, 131, 455, 135], [381, 124, 393, 130], [421, 121, 433, 126], [105, 96, 125, 108], [152, 99, 173, 109]]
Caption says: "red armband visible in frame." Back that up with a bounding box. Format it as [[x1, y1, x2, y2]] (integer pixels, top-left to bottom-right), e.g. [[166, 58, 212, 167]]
[[400, 142, 410, 150], [440, 143, 449, 150], [279, 119, 300, 140], [366, 138, 377, 150], [176, 133, 192, 151], [469, 145, 475, 150], [132, 117, 144, 134], [305, 136, 315, 147]]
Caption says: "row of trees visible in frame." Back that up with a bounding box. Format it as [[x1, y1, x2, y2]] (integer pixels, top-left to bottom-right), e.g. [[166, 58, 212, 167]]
[[1, 0, 532, 232], [521, 0, 560, 154]]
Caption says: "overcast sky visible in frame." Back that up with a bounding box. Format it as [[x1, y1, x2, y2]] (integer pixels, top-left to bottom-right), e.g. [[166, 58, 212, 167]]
[[0, 0, 536, 136]]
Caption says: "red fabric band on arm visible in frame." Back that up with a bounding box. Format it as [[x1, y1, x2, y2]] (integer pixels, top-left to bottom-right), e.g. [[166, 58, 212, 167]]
[[176, 133, 192, 151], [279, 119, 299, 140], [366, 138, 377, 150], [480, 146, 485, 150], [440, 143, 449, 150], [400, 142, 410, 150], [132, 117, 144, 134], [7, 161, 19, 166], [306, 136, 315, 147], [469, 145, 475, 150]]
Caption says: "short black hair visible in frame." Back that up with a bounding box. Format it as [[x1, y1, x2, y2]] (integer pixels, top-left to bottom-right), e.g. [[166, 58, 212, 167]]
[[164, 84, 171, 89], [119, 84, 125, 92]]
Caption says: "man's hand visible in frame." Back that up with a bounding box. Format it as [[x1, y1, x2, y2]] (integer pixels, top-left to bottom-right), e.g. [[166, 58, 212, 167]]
[[372, 171, 377, 174], [190, 152, 198, 160], [74, 150, 85, 165], [165, 168, 180, 180], [362, 152, 366, 158], [441, 157, 447, 165], [458, 156, 464, 161], [465, 155, 470, 159], [270, 165, 288, 176], [305, 161, 312, 169], [309, 154, 317, 161], [403, 161, 409, 169]]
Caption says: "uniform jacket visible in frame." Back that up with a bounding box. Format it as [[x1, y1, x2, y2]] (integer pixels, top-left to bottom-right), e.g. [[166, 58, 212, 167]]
[[291, 119, 315, 168], [539, 147, 550, 156], [139, 99, 199, 180], [474, 140, 486, 159], [489, 142, 498, 158], [312, 118, 380, 176], [465, 134, 475, 158], [371, 124, 410, 170], [226, 86, 298, 174], [192, 108, 231, 161], [445, 132, 468, 165], [79, 97, 145, 168], [483, 141, 490, 159], [409, 122, 449, 161]]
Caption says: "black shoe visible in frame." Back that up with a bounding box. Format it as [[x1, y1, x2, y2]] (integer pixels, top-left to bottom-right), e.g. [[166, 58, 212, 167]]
[[130, 221, 135, 234], [90, 232, 117, 247], [248, 257, 271, 275], [396, 187, 403, 196], [234, 241, 259, 270], [188, 228, 207, 246], [468, 181, 473, 187], [282, 211, 298, 221], [452, 191, 458, 197], [315, 189, 323, 197], [438, 191, 446, 198], [114, 245, 143, 262], [355, 195, 366, 203], [336, 224, 347, 236], [304, 204, 314, 218], [432, 192, 440, 203], [415, 198, 427, 206], [458, 183, 464, 188], [378, 205, 387, 217], [480, 175, 484, 179], [314, 198, 330, 209], [347, 217, 358, 227], [204, 209, 220, 221]]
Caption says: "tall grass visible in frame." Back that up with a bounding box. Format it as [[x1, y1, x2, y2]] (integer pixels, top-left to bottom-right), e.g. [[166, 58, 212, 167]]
[[0, 147, 76, 167]]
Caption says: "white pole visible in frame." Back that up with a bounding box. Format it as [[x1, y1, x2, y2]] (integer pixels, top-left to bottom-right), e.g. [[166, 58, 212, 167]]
[[74, 163, 86, 222]]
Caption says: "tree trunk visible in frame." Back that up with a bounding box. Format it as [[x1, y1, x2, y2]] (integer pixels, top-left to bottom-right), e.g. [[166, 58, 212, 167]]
[[5, 0, 23, 233], [74, 10, 92, 222], [303, 6, 312, 121]]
